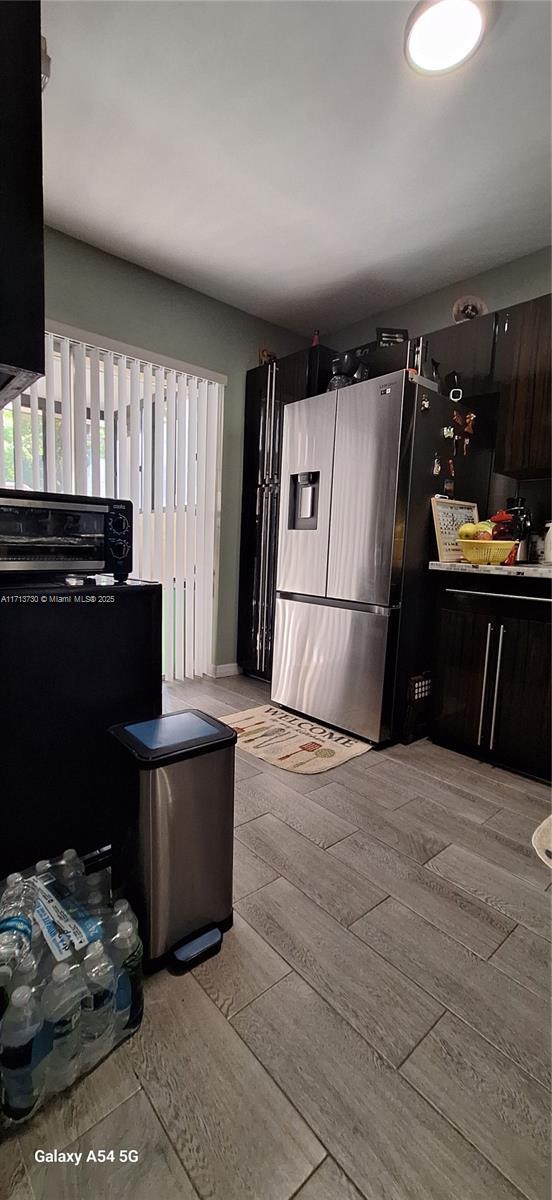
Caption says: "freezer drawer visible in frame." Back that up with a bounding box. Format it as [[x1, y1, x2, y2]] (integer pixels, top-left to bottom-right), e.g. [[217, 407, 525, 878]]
[[276, 391, 337, 597], [272, 596, 393, 742], [327, 373, 406, 606]]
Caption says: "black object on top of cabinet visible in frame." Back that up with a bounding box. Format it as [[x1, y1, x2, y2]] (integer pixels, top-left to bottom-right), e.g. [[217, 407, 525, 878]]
[[0, 2, 45, 407], [347, 339, 411, 380], [432, 584, 551, 782], [493, 294, 551, 478], [0, 579, 162, 879], [238, 345, 334, 679], [414, 310, 496, 400]]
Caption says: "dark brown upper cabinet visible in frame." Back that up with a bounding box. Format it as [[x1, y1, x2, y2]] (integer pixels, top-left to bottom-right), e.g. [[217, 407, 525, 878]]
[[0, 1, 45, 407], [416, 310, 496, 399], [493, 294, 551, 478]]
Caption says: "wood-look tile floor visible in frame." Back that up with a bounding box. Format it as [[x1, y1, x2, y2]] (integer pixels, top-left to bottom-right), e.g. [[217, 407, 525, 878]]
[[3, 675, 551, 1200]]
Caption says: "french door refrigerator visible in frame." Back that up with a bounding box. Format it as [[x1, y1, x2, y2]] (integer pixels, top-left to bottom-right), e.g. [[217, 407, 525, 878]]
[[272, 369, 492, 743]]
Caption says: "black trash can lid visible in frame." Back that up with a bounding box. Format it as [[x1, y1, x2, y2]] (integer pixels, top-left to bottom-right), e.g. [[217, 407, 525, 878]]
[[109, 709, 237, 768]]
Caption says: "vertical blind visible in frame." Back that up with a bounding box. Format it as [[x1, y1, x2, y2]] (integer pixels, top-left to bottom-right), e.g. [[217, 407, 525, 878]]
[[1, 332, 224, 681]]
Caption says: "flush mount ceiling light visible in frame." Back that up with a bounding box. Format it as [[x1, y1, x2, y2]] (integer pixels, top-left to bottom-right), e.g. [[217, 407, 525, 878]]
[[405, 0, 486, 74]]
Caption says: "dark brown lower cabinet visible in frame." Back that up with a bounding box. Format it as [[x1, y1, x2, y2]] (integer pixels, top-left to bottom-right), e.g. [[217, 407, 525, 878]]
[[432, 605, 494, 749], [489, 612, 551, 781], [433, 590, 551, 781]]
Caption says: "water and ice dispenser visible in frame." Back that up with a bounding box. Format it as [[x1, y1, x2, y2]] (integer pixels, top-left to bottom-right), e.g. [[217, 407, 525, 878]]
[[289, 471, 320, 530]]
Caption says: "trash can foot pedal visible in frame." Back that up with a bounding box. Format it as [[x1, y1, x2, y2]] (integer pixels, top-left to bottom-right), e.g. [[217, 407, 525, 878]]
[[170, 926, 222, 971]]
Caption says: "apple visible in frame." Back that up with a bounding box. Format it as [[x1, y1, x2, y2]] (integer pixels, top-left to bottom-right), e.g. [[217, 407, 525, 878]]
[[458, 523, 477, 539]]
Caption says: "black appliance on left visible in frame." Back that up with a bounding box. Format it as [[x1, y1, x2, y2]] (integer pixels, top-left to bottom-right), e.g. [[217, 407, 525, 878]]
[[0, 1, 45, 407], [0, 493, 162, 880], [0, 488, 133, 583], [237, 345, 334, 680]]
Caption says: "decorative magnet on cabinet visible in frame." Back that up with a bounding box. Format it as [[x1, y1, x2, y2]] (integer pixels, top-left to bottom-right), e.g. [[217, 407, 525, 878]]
[[464, 411, 476, 435], [453, 434, 462, 456], [442, 425, 454, 439], [448, 458, 455, 478], [432, 453, 441, 476], [452, 409, 464, 428], [420, 396, 430, 410], [449, 387, 463, 402], [444, 477, 454, 497], [463, 436, 470, 455]]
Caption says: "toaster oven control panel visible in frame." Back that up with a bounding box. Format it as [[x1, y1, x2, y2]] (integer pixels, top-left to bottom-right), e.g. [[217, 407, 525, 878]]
[[105, 499, 133, 580]]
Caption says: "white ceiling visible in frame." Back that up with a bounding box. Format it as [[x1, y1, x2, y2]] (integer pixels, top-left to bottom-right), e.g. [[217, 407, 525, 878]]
[[43, 1, 551, 336]]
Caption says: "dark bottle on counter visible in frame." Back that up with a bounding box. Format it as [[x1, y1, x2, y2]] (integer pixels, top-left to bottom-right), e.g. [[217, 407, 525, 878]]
[[506, 497, 532, 562]]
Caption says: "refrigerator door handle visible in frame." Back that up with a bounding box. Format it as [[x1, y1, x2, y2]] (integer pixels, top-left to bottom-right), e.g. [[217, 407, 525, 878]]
[[489, 624, 505, 751], [262, 365, 272, 483], [267, 357, 276, 480], [260, 486, 272, 673], [477, 622, 493, 746], [257, 487, 269, 671]]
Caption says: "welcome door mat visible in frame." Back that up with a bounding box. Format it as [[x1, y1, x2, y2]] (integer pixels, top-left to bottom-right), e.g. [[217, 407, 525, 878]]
[[224, 704, 370, 774]]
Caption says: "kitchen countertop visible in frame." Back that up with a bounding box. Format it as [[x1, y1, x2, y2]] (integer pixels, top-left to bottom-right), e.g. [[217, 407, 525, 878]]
[[429, 560, 552, 580]]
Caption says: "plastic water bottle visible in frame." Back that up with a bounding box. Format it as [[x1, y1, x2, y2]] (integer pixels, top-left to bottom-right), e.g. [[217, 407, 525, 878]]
[[81, 870, 111, 904], [0, 876, 36, 969], [0, 964, 12, 1025], [30, 919, 45, 963], [113, 898, 139, 933], [34, 860, 51, 878], [0, 985, 44, 1120], [42, 963, 85, 1091], [58, 849, 85, 893], [80, 941, 115, 1058], [112, 921, 143, 1033], [80, 890, 111, 941], [109, 927, 131, 1033], [12, 951, 43, 996], [86, 890, 108, 918]]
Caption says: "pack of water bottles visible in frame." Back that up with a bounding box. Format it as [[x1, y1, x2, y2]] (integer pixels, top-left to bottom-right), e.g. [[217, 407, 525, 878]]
[[0, 848, 143, 1123]]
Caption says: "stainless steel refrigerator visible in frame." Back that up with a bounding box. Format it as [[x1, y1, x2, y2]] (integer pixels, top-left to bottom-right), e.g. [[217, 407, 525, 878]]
[[271, 369, 492, 743]]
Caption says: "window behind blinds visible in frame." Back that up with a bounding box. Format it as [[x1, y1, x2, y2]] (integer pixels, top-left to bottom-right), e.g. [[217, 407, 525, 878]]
[[0, 332, 225, 680]]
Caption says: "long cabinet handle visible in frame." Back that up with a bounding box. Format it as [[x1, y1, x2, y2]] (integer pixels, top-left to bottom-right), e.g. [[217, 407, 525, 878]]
[[477, 622, 493, 746], [445, 588, 552, 603], [489, 624, 505, 750]]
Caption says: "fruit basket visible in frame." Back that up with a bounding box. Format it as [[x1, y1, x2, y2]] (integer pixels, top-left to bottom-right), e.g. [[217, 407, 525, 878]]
[[458, 539, 516, 565]]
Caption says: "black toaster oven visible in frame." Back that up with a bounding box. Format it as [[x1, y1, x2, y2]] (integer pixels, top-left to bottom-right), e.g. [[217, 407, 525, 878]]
[[0, 488, 133, 581]]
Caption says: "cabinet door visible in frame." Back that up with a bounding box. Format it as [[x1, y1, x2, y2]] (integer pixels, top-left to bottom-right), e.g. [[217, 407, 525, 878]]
[[494, 294, 551, 477], [0, 1, 44, 383], [419, 313, 495, 398], [488, 612, 551, 780], [432, 603, 495, 749]]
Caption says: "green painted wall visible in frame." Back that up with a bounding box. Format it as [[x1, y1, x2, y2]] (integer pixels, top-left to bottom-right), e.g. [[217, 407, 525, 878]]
[[44, 227, 306, 665], [328, 247, 552, 348]]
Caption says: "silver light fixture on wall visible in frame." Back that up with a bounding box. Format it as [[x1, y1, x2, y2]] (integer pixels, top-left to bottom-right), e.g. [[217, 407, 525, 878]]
[[405, 0, 487, 74]]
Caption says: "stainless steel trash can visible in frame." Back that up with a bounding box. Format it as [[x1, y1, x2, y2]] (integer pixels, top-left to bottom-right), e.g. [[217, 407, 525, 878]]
[[110, 709, 236, 963]]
